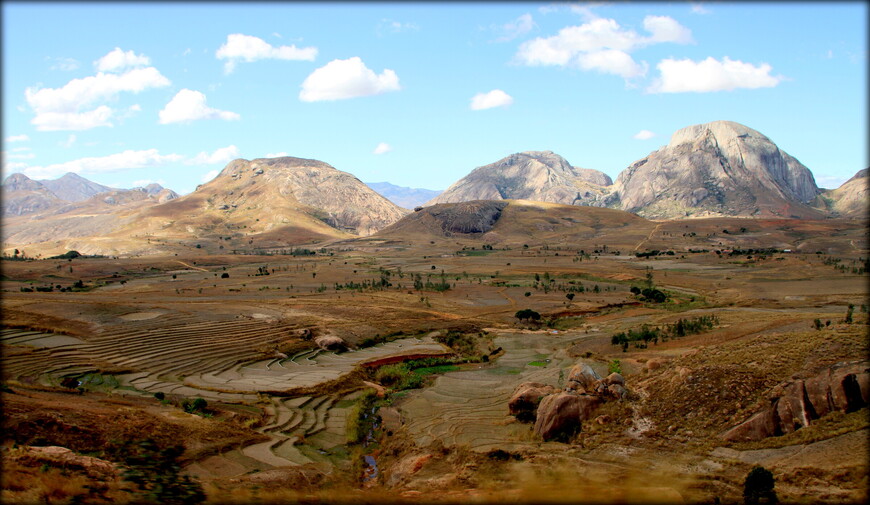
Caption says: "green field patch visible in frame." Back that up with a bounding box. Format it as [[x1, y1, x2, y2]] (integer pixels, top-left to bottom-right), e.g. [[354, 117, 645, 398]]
[[485, 367, 522, 375], [527, 360, 548, 367], [412, 365, 460, 376]]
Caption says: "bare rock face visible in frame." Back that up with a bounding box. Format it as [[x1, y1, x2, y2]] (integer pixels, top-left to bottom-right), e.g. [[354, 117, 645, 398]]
[[509, 382, 556, 422], [565, 363, 602, 394], [826, 168, 869, 217], [2, 173, 63, 216], [613, 121, 821, 219], [427, 151, 611, 207], [721, 360, 869, 442], [204, 156, 409, 236], [533, 392, 602, 441]]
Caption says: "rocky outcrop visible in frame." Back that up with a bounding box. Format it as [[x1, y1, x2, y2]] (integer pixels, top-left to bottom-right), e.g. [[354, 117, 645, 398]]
[[2, 173, 63, 216], [201, 156, 409, 236], [826, 168, 868, 217], [528, 363, 629, 441], [721, 360, 869, 442], [613, 120, 822, 219], [427, 151, 611, 207], [533, 392, 602, 441], [315, 335, 347, 352], [508, 382, 555, 422]]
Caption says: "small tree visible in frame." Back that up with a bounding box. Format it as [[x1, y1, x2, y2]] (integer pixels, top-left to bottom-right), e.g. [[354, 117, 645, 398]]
[[845, 304, 854, 324], [743, 466, 777, 505], [515, 309, 541, 323]]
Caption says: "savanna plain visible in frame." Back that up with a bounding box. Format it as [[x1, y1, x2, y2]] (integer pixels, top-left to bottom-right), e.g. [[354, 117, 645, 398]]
[[2, 204, 868, 505]]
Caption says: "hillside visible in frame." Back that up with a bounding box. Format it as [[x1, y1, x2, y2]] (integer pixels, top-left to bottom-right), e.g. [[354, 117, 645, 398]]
[[613, 121, 823, 219], [427, 151, 612, 207], [827, 169, 868, 217]]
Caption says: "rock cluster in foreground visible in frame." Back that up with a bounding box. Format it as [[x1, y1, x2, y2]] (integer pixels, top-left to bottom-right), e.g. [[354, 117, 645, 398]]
[[508, 363, 628, 441]]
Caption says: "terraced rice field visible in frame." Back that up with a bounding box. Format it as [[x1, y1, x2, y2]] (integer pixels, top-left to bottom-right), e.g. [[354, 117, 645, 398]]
[[399, 330, 603, 452]]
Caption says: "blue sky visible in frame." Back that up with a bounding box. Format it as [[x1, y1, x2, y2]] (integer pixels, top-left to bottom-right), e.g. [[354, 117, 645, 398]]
[[2, 2, 866, 194]]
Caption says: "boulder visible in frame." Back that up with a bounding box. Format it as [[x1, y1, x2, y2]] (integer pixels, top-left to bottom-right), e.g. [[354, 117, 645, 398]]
[[606, 384, 628, 400], [566, 363, 601, 393], [509, 382, 556, 422], [533, 392, 602, 441], [605, 373, 625, 386], [314, 335, 347, 352], [720, 405, 778, 442]]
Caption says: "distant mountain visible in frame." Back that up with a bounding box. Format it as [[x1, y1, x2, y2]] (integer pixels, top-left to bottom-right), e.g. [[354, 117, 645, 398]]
[[427, 151, 612, 207], [613, 121, 823, 219], [826, 168, 868, 217], [40, 172, 116, 202], [366, 182, 441, 209], [1, 173, 63, 216]]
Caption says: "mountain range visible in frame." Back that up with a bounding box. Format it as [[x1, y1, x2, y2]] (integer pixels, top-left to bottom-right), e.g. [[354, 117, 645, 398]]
[[2, 120, 866, 257]]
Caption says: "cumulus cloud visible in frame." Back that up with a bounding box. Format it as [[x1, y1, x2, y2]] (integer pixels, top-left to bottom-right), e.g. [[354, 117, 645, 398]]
[[95, 48, 151, 72], [31, 106, 115, 131], [495, 13, 536, 42], [470, 89, 514, 110], [577, 49, 647, 78], [6, 134, 29, 143], [299, 57, 400, 102], [633, 129, 656, 140], [158, 89, 240, 124], [373, 142, 392, 155], [25, 67, 170, 131], [21, 149, 183, 179], [186, 145, 240, 165], [216, 33, 317, 73], [515, 14, 692, 80], [647, 56, 782, 93]]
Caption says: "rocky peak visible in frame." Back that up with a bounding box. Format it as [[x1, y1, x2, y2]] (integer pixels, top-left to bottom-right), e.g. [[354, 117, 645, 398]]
[[428, 151, 612, 206], [3, 172, 44, 192], [615, 120, 821, 218]]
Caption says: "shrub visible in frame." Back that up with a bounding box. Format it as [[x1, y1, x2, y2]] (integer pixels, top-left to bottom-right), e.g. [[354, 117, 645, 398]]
[[120, 439, 205, 504], [220, 273, 229, 279], [743, 466, 777, 504], [515, 309, 541, 322]]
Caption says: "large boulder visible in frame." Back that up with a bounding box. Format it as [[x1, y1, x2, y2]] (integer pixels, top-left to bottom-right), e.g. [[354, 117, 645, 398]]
[[720, 404, 779, 442], [565, 364, 601, 393], [315, 335, 347, 352], [508, 382, 556, 422], [533, 392, 602, 441]]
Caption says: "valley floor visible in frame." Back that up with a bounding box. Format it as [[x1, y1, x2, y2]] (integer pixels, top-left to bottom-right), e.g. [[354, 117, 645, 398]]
[[2, 229, 868, 504]]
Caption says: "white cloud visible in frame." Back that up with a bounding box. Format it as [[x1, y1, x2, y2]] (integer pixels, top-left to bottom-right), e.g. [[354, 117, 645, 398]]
[[158, 89, 240, 124], [50, 57, 80, 71], [31, 106, 115, 131], [577, 49, 647, 78], [633, 129, 656, 140], [216, 33, 317, 73], [470, 89, 514, 110], [5, 134, 29, 143], [495, 13, 536, 42], [647, 56, 783, 93], [373, 142, 392, 155], [200, 169, 220, 183], [264, 152, 289, 158], [26, 67, 170, 131], [515, 14, 692, 81], [299, 57, 400, 102], [643, 16, 693, 44], [186, 145, 240, 165], [60, 134, 77, 148], [95, 47, 151, 72], [6, 147, 35, 160], [21, 149, 183, 179]]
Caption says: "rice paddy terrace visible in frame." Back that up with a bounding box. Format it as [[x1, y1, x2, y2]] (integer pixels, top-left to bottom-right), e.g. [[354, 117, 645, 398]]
[[2, 229, 868, 503]]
